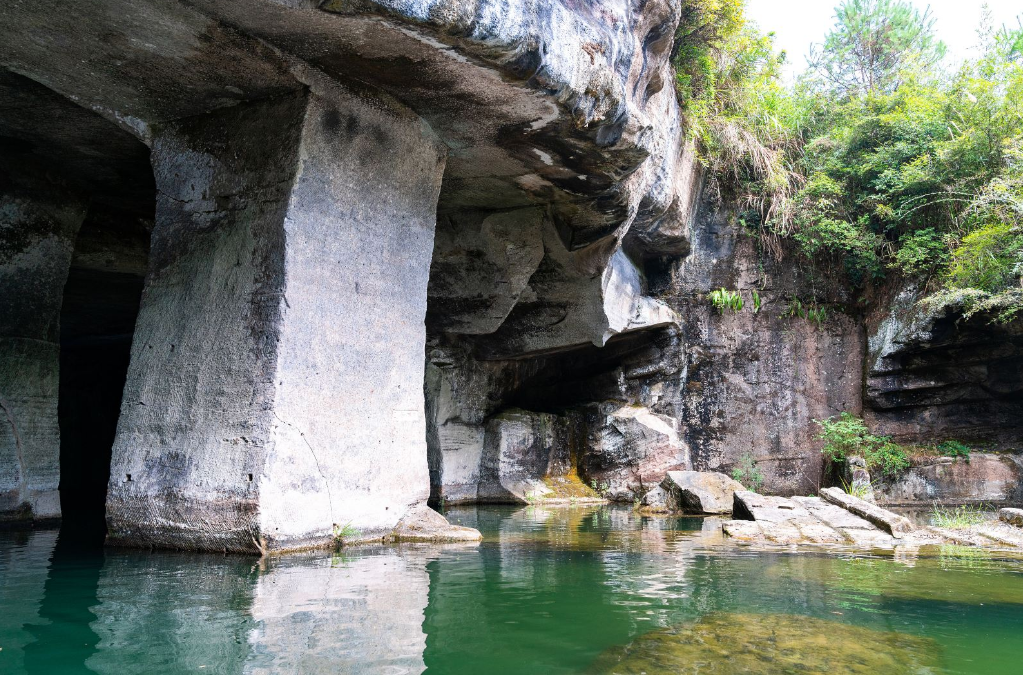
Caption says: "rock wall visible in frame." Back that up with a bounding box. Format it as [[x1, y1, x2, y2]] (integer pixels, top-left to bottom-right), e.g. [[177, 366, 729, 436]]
[[865, 287, 1023, 450], [0, 187, 86, 522], [876, 453, 1023, 506], [0, 0, 697, 545], [664, 196, 866, 495]]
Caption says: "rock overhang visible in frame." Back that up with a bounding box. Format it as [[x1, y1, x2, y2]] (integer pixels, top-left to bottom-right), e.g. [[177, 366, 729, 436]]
[[1, 0, 688, 241]]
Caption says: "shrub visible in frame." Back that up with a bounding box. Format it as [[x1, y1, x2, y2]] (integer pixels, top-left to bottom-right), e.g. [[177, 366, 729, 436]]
[[863, 439, 911, 477], [945, 225, 1023, 294], [936, 440, 971, 459], [893, 227, 948, 276], [815, 412, 909, 477], [817, 412, 872, 462], [731, 452, 764, 492]]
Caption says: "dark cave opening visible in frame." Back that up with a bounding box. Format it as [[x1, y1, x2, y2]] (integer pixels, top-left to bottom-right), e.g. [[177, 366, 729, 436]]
[[57, 205, 150, 546]]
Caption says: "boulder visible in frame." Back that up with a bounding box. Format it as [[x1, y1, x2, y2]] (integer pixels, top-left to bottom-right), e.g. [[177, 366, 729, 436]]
[[1000, 508, 1023, 528], [390, 504, 482, 544], [820, 487, 914, 536], [661, 471, 744, 514], [638, 485, 670, 513], [580, 404, 689, 501]]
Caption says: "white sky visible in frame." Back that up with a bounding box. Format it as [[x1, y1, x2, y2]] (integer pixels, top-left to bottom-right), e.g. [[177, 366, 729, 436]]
[[746, 0, 1023, 80]]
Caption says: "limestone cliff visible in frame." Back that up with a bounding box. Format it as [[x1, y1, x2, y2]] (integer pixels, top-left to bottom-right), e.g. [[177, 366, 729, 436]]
[[0, 0, 1019, 551]]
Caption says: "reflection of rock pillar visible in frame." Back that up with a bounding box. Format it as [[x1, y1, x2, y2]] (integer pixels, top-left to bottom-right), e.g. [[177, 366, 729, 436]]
[[0, 189, 85, 522], [246, 551, 432, 673], [0, 529, 60, 668], [107, 81, 447, 553]]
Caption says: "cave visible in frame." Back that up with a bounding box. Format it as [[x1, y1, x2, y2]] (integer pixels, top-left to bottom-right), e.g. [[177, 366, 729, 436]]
[[0, 69, 154, 538], [58, 204, 151, 545]]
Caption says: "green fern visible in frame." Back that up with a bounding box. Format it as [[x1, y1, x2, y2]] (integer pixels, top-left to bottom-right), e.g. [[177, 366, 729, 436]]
[[709, 288, 744, 314]]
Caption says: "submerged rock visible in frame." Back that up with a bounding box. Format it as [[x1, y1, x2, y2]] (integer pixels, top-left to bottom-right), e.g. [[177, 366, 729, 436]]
[[587, 612, 941, 674], [660, 471, 744, 514]]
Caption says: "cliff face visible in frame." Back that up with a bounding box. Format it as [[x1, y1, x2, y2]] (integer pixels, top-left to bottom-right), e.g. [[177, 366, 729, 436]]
[[0, 0, 696, 548], [864, 288, 1023, 450], [0, 0, 1019, 548]]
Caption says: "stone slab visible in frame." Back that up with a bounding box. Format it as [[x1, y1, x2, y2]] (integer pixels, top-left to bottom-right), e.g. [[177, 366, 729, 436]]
[[732, 491, 814, 524], [820, 487, 914, 536]]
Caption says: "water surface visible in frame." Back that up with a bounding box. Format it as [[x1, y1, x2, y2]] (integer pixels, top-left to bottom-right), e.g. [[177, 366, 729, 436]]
[[2, 505, 1022, 673]]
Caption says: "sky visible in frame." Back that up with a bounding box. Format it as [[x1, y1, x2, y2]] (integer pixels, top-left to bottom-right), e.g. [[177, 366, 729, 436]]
[[746, 0, 1023, 80]]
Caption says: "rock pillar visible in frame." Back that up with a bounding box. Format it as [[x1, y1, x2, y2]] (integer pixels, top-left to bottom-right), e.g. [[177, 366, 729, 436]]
[[106, 84, 448, 552], [0, 188, 85, 523]]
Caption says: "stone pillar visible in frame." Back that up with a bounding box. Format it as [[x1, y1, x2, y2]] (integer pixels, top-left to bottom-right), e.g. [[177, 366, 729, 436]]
[[0, 188, 85, 523], [106, 82, 450, 552]]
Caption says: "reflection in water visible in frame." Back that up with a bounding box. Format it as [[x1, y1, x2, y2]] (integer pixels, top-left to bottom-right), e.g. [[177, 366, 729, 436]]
[[23, 532, 103, 675], [0, 530, 61, 674], [86, 550, 256, 674], [2, 505, 1023, 674], [246, 550, 434, 674]]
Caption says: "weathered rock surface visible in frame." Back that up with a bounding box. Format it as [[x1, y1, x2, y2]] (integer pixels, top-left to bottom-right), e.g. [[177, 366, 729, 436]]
[[477, 409, 576, 504], [638, 485, 670, 512], [580, 404, 689, 501], [660, 470, 743, 514], [0, 187, 86, 523], [865, 286, 1023, 450], [875, 453, 1023, 506], [999, 508, 1023, 528], [724, 489, 944, 548], [1, 0, 1020, 548], [726, 492, 848, 544], [665, 198, 865, 495], [101, 83, 451, 553]]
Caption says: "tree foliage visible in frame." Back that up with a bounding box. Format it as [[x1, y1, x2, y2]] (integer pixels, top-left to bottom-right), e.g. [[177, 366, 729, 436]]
[[673, 1, 1023, 323], [808, 0, 946, 96]]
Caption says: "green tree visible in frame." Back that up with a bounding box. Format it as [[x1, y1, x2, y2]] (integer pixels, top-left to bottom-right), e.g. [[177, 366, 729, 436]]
[[809, 0, 946, 96]]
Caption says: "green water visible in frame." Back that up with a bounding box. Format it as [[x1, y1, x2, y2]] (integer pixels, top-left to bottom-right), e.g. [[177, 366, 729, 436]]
[[2, 505, 1022, 674]]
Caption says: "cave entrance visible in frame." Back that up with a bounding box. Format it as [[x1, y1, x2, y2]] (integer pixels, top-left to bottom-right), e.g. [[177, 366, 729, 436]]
[[0, 69, 154, 540], [57, 204, 151, 546]]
